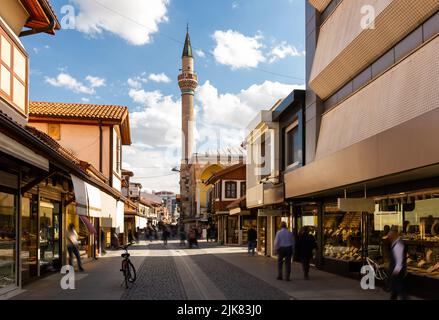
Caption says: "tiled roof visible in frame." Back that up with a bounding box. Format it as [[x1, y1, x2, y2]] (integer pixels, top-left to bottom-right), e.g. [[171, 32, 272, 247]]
[[29, 101, 128, 122]]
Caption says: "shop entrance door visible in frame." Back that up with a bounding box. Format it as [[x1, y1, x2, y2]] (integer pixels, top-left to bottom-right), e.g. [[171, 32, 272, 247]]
[[39, 200, 61, 274], [21, 195, 38, 284]]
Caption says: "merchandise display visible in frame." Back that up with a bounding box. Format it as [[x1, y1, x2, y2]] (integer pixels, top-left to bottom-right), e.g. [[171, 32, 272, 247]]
[[323, 211, 362, 261]]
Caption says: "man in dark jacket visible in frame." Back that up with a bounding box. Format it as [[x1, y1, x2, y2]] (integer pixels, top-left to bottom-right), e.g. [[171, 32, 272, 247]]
[[247, 227, 257, 256], [296, 226, 317, 280]]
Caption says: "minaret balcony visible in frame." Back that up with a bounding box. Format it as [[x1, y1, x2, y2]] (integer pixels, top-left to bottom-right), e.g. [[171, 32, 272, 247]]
[[178, 73, 198, 82]]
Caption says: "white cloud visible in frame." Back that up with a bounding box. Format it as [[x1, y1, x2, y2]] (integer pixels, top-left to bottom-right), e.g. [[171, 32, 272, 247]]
[[127, 75, 147, 89], [232, 2, 239, 9], [148, 73, 171, 83], [195, 49, 206, 58], [81, 97, 90, 103], [269, 42, 303, 63], [72, 0, 169, 46], [212, 30, 265, 70], [86, 75, 106, 88], [45, 73, 95, 94]]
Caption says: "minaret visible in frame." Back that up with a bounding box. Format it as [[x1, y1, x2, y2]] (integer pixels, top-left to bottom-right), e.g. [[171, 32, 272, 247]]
[[178, 26, 198, 163], [178, 26, 198, 220]]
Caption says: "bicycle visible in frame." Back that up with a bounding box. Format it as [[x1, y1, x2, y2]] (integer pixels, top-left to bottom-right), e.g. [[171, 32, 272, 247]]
[[119, 242, 137, 289], [365, 257, 390, 292]]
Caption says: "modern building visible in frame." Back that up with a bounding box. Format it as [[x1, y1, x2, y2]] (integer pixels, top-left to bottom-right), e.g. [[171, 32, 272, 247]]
[[278, 0, 439, 298], [245, 90, 306, 257]]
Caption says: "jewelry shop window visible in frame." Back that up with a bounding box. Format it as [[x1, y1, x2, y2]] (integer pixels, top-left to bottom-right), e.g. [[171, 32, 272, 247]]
[[323, 204, 362, 262]]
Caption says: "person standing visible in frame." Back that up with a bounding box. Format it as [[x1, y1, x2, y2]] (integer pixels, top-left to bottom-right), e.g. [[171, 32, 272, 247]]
[[162, 227, 169, 246], [66, 223, 84, 272], [247, 226, 257, 256], [274, 222, 295, 281], [388, 226, 408, 300], [296, 226, 317, 280], [179, 228, 186, 246]]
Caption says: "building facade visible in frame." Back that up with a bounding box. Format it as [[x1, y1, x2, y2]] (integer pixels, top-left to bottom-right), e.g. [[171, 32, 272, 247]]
[[278, 0, 439, 298], [204, 164, 247, 245]]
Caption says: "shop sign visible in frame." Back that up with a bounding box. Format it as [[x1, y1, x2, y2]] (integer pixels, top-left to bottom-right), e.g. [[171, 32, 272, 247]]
[[337, 198, 375, 212]]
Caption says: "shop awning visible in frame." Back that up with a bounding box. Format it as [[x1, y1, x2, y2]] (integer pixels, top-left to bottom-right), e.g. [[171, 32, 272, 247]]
[[0, 131, 49, 171], [101, 191, 117, 228], [71, 174, 115, 220], [80, 216, 97, 235]]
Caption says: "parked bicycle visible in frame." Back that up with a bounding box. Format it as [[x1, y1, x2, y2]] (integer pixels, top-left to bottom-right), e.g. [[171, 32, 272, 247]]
[[120, 242, 136, 289], [365, 257, 390, 292]]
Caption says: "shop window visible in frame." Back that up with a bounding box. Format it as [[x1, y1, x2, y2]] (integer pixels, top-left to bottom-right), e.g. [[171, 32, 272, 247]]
[[365, 197, 439, 278], [225, 181, 237, 199], [323, 206, 362, 262], [0, 191, 17, 289]]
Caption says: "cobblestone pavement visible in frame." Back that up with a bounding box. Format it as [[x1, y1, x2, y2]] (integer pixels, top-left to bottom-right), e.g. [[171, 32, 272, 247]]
[[121, 244, 187, 300], [11, 240, 396, 300], [189, 253, 290, 300]]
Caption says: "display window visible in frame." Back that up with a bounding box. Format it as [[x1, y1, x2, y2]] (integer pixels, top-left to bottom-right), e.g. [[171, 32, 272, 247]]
[[241, 216, 256, 245], [371, 196, 439, 279], [257, 217, 267, 255], [66, 204, 91, 259], [0, 190, 17, 290], [39, 200, 61, 273], [323, 204, 362, 262]]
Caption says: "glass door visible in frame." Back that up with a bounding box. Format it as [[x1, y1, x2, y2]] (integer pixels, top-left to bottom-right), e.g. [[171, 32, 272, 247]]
[[257, 217, 267, 256], [39, 200, 61, 273], [21, 195, 38, 283], [0, 191, 17, 291]]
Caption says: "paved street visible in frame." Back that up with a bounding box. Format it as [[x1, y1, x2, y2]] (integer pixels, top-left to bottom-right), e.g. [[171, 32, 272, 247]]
[[9, 240, 393, 300]]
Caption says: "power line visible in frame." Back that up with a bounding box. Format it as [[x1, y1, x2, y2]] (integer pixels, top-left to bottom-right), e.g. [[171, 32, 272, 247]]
[[90, 0, 305, 82]]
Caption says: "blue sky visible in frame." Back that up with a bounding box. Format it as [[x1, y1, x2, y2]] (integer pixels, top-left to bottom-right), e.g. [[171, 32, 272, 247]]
[[22, 0, 306, 192]]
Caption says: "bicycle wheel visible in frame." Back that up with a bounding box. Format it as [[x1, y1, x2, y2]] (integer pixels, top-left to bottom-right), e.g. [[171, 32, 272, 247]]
[[127, 260, 136, 283], [121, 260, 129, 289]]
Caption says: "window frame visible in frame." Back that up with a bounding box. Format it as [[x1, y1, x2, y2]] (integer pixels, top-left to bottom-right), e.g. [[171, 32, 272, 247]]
[[0, 24, 29, 116], [224, 181, 237, 199], [284, 119, 300, 170]]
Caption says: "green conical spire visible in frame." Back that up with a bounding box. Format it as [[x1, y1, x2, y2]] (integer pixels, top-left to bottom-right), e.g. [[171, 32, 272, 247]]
[[182, 24, 193, 58]]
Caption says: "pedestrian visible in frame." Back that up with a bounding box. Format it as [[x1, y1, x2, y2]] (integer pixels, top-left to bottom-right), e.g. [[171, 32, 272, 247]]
[[188, 228, 197, 248], [128, 229, 134, 243], [247, 226, 257, 256], [179, 228, 186, 246], [296, 226, 317, 280], [381, 225, 391, 265], [274, 222, 294, 281], [206, 226, 211, 242], [66, 223, 84, 272], [100, 229, 106, 255], [388, 226, 408, 300], [162, 227, 169, 245]]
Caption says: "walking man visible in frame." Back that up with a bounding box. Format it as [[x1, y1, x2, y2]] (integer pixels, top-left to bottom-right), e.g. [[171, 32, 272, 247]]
[[247, 226, 257, 256], [66, 223, 84, 272], [388, 226, 408, 300], [296, 226, 317, 280], [274, 222, 295, 281]]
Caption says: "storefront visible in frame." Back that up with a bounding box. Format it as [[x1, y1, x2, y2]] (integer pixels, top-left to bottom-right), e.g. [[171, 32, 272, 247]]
[[0, 171, 18, 294]]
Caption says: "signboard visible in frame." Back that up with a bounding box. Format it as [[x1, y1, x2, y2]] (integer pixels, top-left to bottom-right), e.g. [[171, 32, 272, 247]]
[[337, 198, 375, 213]]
